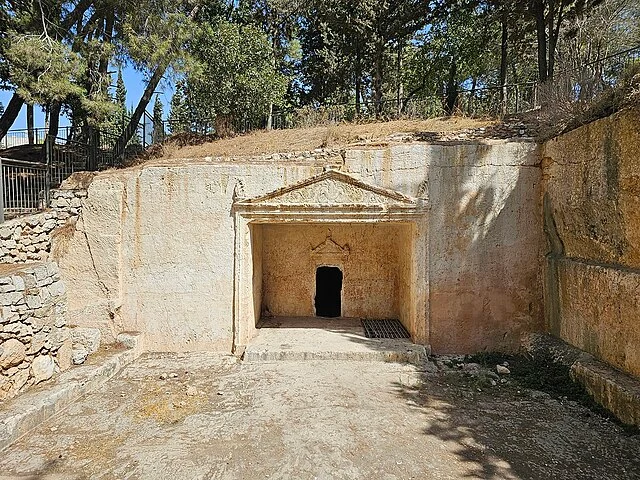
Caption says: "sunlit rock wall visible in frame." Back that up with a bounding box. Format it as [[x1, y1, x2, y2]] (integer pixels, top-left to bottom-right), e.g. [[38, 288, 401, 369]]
[[57, 141, 543, 354], [543, 109, 640, 378], [344, 142, 543, 353]]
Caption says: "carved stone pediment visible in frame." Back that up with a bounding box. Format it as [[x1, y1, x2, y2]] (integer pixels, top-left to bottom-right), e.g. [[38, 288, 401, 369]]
[[234, 169, 418, 209]]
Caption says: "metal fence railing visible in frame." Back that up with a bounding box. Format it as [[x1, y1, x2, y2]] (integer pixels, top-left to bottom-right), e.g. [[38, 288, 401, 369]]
[[0, 126, 73, 151], [0, 157, 49, 222], [46, 136, 92, 188]]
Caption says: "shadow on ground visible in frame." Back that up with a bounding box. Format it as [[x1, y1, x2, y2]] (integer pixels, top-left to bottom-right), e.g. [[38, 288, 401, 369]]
[[391, 365, 640, 480]]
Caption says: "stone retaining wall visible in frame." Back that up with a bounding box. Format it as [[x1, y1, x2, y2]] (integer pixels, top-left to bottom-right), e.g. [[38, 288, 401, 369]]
[[0, 188, 86, 264], [0, 262, 70, 401], [50, 188, 86, 225]]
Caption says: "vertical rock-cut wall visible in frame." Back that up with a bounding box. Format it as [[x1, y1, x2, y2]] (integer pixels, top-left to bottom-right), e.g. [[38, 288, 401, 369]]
[[542, 109, 640, 378], [345, 142, 543, 353], [58, 141, 543, 354]]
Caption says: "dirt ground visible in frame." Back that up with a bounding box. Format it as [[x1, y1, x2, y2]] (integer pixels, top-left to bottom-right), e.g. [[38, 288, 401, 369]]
[[153, 117, 498, 161], [0, 354, 638, 480]]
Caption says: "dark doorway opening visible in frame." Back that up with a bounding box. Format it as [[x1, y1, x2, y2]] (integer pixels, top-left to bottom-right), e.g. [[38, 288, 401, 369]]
[[315, 266, 342, 317]]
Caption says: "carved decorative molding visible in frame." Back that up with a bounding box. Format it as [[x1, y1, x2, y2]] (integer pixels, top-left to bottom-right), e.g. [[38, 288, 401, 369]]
[[311, 230, 350, 259], [234, 169, 419, 209]]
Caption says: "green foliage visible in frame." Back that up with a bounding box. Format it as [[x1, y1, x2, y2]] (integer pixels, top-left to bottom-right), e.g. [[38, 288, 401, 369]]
[[0, 0, 637, 139], [114, 68, 127, 127], [169, 20, 287, 130], [4, 34, 84, 105], [152, 95, 165, 142]]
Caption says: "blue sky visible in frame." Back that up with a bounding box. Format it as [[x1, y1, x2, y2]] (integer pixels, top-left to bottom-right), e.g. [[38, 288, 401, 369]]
[[0, 64, 175, 131]]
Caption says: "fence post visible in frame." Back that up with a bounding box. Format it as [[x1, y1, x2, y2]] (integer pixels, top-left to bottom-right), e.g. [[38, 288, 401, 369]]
[[0, 157, 4, 223], [87, 127, 98, 171], [44, 136, 52, 208]]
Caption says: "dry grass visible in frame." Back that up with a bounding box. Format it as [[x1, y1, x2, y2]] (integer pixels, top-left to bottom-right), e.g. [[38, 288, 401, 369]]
[[536, 63, 640, 141], [156, 117, 495, 161], [50, 221, 77, 260]]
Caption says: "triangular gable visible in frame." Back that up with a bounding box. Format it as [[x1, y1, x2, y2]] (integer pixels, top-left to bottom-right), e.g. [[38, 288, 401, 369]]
[[235, 169, 418, 208]]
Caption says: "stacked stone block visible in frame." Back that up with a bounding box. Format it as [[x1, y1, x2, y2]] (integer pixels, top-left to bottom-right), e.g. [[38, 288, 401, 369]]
[[0, 188, 85, 265], [50, 188, 86, 225], [0, 262, 70, 401], [0, 213, 58, 264]]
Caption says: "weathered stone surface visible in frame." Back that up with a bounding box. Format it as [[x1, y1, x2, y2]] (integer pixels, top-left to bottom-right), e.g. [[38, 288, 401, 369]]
[[0, 375, 9, 400], [0, 339, 26, 369], [56, 338, 73, 371], [25, 294, 42, 309], [555, 258, 640, 378], [27, 331, 48, 355], [0, 262, 69, 399], [571, 357, 640, 428], [10, 368, 29, 393], [71, 327, 101, 354], [55, 141, 541, 354], [31, 355, 55, 384], [11, 276, 25, 291], [72, 348, 88, 365], [49, 327, 70, 351], [543, 109, 640, 269], [542, 110, 640, 380]]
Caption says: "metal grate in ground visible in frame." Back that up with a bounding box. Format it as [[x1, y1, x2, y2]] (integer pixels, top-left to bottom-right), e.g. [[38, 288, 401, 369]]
[[361, 319, 410, 339]]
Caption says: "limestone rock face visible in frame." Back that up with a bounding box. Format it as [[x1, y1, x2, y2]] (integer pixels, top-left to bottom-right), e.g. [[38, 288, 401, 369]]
[[56, 338, 73, 371], [543, 110, 640, 379], [72, 347, 88, 365], [0, 339, 26, 369], [71, 327, 101, 354], [31, 354, 55, 383], [10, 368, 30, 393]]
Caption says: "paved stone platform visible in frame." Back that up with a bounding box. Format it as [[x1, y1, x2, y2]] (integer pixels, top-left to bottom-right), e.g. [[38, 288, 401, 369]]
[[244, 317, 427, 362], [1, 353, 639, 479]]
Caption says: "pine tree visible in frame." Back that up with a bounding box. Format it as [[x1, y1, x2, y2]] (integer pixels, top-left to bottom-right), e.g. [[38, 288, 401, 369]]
[[168, 80, 190, 133], [115, 68, 127, 130], [152, 94, 165, 143]]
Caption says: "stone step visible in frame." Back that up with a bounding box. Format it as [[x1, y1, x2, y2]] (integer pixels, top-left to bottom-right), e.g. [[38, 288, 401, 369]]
[[243, 317, 428, 364]]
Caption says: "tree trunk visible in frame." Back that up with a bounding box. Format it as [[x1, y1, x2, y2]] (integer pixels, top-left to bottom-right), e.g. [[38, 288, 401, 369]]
[[98, 10, 115, 85], [445, 58, 458, 115], [547, 0, 555, 81], [373, 39, 385, 117], [396, 41, 404, 117], [468, 77, 477, 116], [355, 44, 362, 116], [113, 4, 199, 159], [266, 102, 273, 130], [48, 101, 61, 138], [266, 26, 278, 131], [113, 65, 166, 160], [0, 93, 24, 142], [27, 104, 34, 144], [499, 11, 509, 117], [533, 0, 548, 82], [548, 2, 565, 82]]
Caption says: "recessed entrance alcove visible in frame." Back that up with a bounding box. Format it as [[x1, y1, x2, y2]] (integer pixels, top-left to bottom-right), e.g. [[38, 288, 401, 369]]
[[231, 169, 429, 351]]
